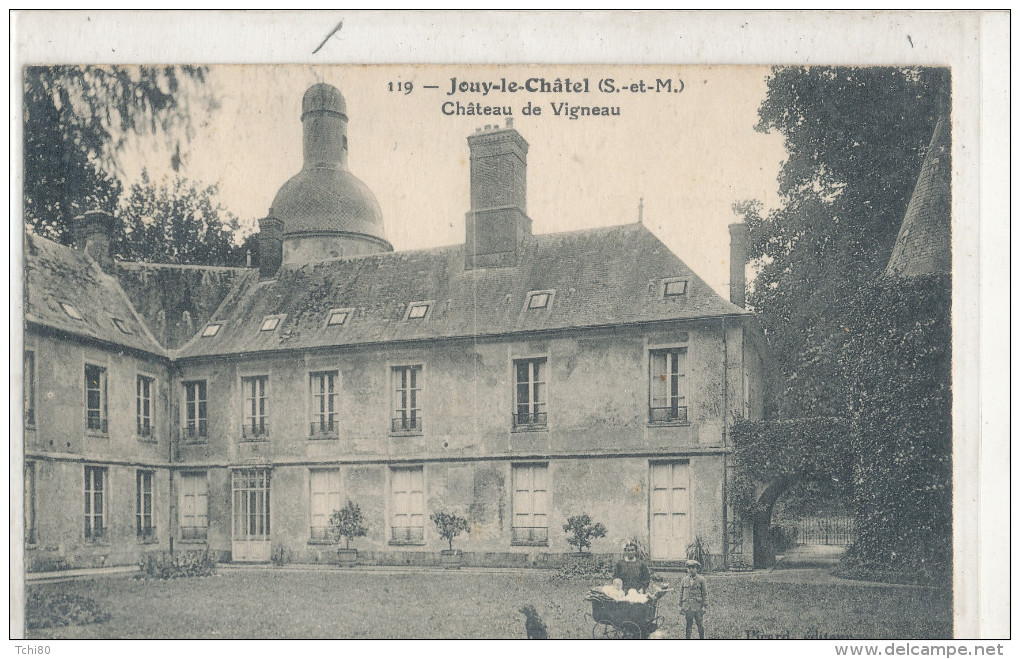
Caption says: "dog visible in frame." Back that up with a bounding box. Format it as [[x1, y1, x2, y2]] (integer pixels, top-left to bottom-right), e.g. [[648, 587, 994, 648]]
[[518, 604, 548, 639]]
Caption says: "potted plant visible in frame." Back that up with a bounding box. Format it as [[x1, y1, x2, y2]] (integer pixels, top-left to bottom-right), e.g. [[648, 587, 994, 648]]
[[329, 500, 368, 567], [431, 511, 469, 569], [563, 513, 607, 555]]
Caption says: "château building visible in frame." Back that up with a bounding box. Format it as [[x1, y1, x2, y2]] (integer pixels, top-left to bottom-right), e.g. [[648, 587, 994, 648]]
[[23, 83, 767, 569]]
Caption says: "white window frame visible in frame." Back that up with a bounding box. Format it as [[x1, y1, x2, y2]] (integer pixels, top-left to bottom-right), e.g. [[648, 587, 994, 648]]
[[309, 370, 339, 437], [136, 374, 155, 438], [183, 380, 208, 441], [402, 300, 434, 321], [201, 324, 221, 337], [136, 469, 155, 541], [390, 365, 423, 434], [85, 364, 108, 434], [511, 463, 549, 546], [512, 357, 547, 428], [84, 465, 107, 541], [662, 277, 689, 297], [389, 466, 425, 544], [523, 289, 556, 312], [649, 347, 689, 424], [326, 307, 353, 327], [24, 350, 35, 427], [309, 469, 342, 543], [179, 472, 209, 541], [241, 375, 269, 439]]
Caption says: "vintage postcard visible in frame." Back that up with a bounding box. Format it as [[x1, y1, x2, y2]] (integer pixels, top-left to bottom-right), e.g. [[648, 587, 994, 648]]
[[10, 10, 1009, 652]]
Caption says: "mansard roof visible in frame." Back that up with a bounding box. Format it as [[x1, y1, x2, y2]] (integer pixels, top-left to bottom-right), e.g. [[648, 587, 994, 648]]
[[24, 233, 164, 355], [176, 223, 747, 359]]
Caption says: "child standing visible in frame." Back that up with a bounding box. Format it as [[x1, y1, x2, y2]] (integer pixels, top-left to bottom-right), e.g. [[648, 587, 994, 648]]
[[679, 560, 708, 639]]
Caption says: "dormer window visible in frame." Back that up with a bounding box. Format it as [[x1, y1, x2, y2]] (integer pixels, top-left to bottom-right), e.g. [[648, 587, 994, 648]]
[[663, 278, 688, 297], [60, 302, 83, 320], [327, 308, 351, 327], [405, 302, 431, 321], [526, 290, 554, 310], [201, 324, 221, 338], [260, 316, 282, 332], [112, 318, 132, 334]]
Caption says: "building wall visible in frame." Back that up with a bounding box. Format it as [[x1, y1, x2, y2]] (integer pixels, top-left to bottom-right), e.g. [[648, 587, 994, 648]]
[[23, 329, 173, 569]]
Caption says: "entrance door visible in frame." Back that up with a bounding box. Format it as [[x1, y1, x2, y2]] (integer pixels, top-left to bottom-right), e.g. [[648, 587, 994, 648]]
[[649, 461, 690, 560], [232, 469, 271, 562]]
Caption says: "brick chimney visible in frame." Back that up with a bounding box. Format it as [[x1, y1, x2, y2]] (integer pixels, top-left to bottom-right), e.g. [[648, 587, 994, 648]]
[[258, 216, 284, 279], [728, 222, 750, 307], [465, 120, 532, 269], [72, 210, 116, 272]]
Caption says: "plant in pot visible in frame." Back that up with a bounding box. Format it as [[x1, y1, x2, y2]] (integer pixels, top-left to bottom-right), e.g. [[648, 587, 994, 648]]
[[329, 500, 368, 567], [431, 510, 469, 569], [563, 513, 607, 555]]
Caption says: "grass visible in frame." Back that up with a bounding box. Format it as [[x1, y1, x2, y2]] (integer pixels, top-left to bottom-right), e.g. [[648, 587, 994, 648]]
[[26, 568, 952, 639]]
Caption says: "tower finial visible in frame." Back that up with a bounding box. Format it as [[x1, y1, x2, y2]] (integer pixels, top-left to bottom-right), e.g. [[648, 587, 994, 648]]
[[638, 197, 644, 224]]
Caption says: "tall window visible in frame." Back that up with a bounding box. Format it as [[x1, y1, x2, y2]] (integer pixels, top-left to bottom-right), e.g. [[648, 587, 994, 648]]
[[179, 473, 209, 540], [85, 365, 108, 433], [309, 371, 339, 436], [137, 375, 154, 437], [25, 462, 36, 545], [24, 351, 35, 427], [242, 376, 269, 438], [512, 464, 549, 545], [84, 466, 106, 540], [513, 358, 547, 427], [233, 469, 271, 541], [183, 381, 208, 440], [390, 466, 424, 543], [136, 470, 155, 541], [649, 348, 688, 423], [309, 469, 342, 542], [391, 366, 422, 433]]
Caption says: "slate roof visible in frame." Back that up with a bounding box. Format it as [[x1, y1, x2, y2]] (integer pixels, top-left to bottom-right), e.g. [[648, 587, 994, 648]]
[[115, 262, 248, 350], [885, 113, 951, 277], [177, 223, 747, 359], [24, 234, 164, 355]]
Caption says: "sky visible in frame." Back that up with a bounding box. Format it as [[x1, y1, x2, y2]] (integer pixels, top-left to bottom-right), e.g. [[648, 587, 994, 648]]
[[119, 64, 787, 298]]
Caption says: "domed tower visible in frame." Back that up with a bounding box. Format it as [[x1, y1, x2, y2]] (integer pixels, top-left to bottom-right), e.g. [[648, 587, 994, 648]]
[[265, 83, 392, 268]]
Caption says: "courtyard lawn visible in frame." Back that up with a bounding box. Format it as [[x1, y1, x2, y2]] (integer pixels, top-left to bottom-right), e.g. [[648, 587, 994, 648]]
[[26, 568, 952, 639]]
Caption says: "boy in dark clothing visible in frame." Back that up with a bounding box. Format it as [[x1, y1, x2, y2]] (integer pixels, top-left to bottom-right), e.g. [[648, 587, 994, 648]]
[[679, 560, 708, 639], [613, 542, 651, 593]]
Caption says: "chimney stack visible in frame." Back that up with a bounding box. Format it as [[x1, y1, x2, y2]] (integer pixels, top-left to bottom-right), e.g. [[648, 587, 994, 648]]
[[465, 121, 532, 269], [728, 223, 750, 307], [259, 216, 284, 279], [72, 210, 116, 272]]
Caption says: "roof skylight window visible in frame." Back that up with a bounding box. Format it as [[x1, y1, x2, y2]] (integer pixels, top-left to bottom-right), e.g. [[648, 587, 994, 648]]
[[201, 324, 221, 337], [112, 318, 132, 334], [407, 303, 430, 320], [663, 278, 688, 297], [526, 290, 554, 310], [327, 309, 351, 327], [260, 317, 281, 332], [60, 302, 83, 320]]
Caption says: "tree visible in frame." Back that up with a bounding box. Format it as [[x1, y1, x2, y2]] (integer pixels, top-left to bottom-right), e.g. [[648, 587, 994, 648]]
[[737, 67, 946, 417], [115, 170, 248, 267], [562, 514, 607, 553], [328, 500, 368, 550], [23, 65, 212, 243], [430, 511, 469, 551]]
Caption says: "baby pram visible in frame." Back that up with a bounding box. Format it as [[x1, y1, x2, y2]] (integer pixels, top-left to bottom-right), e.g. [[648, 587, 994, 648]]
[[584, 587, 670, 639]]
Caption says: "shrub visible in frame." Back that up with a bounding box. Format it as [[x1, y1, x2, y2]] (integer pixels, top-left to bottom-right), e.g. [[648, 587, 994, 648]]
[[27, 555, 71, 573], [562, 514, 607, 553], [329, 500, 368, 550], [431, 511, 469, 551], [26, 590, 110, 629], [553, 552, 615, 582], [271, 544, 291, 566], [728, 553, 753, 572], [686, 536, 714, 572], [137, 549, 217, 579]]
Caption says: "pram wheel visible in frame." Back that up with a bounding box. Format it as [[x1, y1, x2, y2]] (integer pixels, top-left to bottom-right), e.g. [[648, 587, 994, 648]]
[[620, 621, 643, 639]]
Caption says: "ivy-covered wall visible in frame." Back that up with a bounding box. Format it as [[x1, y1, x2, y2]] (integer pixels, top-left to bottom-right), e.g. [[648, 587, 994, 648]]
[[838, 273, 952, 584]]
